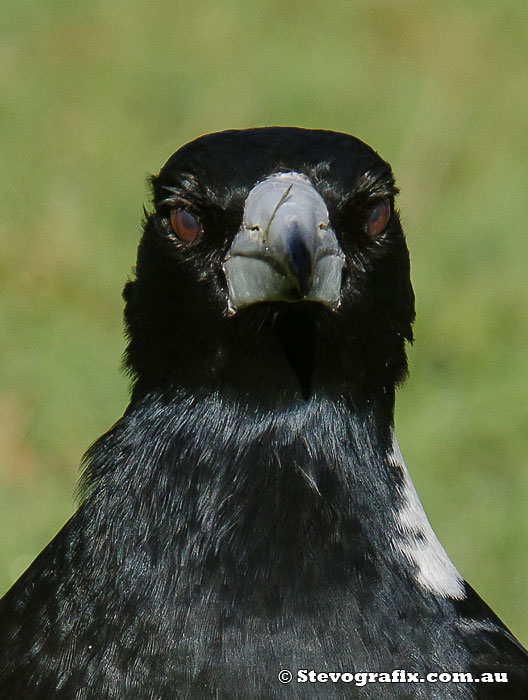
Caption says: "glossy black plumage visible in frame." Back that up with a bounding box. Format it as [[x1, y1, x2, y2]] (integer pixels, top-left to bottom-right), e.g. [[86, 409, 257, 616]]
[[1, 128, 527, 699]]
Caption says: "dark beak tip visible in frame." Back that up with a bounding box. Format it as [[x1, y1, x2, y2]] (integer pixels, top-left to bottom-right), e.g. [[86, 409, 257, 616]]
[[286, 234, 313, 293]]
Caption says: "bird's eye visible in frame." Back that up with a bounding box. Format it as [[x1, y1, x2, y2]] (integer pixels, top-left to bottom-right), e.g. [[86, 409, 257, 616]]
[[170, 208, 202, 243], [367, 198, 391, 237]]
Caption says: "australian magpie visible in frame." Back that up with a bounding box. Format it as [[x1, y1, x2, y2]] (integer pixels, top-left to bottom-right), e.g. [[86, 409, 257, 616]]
[[1, 127, 527, 699]]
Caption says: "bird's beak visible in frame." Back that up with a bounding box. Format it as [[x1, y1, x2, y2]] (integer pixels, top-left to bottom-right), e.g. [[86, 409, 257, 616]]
[[223, 172, 345, 313]]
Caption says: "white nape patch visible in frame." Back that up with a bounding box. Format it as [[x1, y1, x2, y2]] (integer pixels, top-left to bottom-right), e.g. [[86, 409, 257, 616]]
[[389, 433, 466, 600]]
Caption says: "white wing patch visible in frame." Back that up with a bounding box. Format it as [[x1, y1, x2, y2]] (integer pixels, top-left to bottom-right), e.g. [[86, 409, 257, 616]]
[[389, 434, 466, 600]]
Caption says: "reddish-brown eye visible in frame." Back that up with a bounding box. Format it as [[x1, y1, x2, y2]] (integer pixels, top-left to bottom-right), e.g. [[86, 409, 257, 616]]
[[170, 207, 202, 243], [367, 198, 391, 236]]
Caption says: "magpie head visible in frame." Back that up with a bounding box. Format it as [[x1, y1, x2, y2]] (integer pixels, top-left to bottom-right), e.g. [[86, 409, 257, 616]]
[[124, 128, 415, 404]]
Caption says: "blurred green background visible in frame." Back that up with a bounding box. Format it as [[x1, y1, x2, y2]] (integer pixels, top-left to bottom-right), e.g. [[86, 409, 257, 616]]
[[1, 1, 527, 643]]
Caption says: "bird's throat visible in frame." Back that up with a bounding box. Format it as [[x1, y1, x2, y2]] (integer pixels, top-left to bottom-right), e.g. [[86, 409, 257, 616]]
[[272, 307, 317, 400]]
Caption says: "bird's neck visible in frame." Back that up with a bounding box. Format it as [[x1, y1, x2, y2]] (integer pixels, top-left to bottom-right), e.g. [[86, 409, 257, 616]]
[[81, 388, 404, 590]]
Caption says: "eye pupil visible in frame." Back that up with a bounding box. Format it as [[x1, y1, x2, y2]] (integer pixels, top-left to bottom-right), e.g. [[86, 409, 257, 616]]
[[170, 207, 201, 243], [367, 198, 391, 236]]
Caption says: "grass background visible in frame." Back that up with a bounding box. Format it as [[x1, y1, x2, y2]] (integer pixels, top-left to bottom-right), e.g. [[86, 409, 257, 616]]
[[1, 2, 527, 643]]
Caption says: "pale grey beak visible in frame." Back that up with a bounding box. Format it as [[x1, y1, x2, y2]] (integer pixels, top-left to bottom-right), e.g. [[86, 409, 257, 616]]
[[223, 172, 345, 313]]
